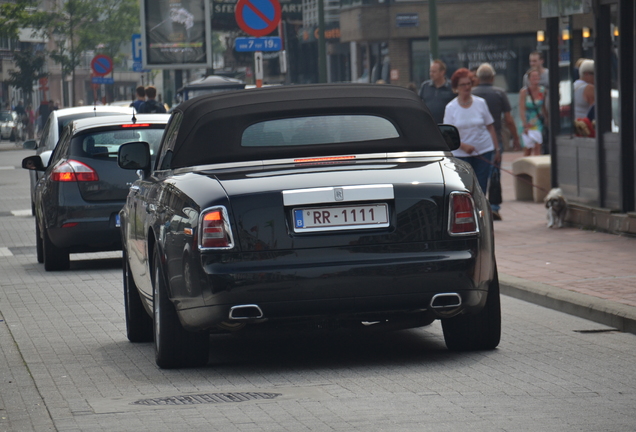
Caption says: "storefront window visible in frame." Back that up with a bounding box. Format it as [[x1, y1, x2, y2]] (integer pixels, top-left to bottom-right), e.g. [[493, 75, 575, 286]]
[[411, 34, 537, 92]]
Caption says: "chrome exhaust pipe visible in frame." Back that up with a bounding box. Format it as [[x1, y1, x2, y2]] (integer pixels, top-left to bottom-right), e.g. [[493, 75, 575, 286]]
[[228, 304, 264, 320], [430, 293, 462, 309]]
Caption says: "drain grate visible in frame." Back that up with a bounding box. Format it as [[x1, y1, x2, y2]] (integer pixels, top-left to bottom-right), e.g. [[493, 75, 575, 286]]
[[132, 392, 282, 406]]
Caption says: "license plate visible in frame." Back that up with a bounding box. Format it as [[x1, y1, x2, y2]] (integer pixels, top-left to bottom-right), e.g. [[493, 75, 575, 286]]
[[115, 214, 120, 228], [293, 203, 389, 233]]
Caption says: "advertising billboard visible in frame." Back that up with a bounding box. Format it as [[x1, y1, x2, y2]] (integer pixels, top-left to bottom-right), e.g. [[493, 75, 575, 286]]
[[141, 0, 212, 69]]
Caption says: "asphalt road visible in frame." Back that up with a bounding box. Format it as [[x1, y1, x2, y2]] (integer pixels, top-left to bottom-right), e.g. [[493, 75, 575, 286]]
[[1, 145, 635, 431]]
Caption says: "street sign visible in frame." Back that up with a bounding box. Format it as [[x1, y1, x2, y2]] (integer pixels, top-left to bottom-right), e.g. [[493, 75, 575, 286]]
[[235, 0, 281, 37], [235, 36, 281, 52], [133, 62, 150, 73], [132, 34, 142, 63], [91, 76, 114, 84], [91, 54, 113, 77]]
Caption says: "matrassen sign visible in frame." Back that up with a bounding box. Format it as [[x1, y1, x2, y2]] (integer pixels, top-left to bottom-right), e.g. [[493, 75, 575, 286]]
[[212, 0, 302, 30]]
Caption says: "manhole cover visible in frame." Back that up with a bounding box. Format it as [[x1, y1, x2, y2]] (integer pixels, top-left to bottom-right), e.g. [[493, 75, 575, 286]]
[[132, 392, 282, 406]]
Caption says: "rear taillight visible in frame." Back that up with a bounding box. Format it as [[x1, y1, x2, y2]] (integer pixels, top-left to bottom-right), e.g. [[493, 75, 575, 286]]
[[51, 160, 99, 182], [448, 192, 479, 235], [199, 206, 234, 249]]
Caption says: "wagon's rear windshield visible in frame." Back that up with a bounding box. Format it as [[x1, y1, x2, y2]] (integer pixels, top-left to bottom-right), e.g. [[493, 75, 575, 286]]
[[241, 115, 400, 147]]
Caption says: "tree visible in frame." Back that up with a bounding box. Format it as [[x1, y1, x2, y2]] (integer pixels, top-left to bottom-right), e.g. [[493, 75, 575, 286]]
[[0, 0, 43, 40], [92, 0, 140, 63], [6, 45, 47, 106], [47, 0, 140, 105], [1, 1, 50, 105]]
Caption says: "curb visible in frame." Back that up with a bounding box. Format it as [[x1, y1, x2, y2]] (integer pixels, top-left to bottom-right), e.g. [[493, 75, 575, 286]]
[[500, 273, 636, 335]]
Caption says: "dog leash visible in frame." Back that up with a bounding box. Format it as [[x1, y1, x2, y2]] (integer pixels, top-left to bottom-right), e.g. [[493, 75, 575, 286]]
[[473, 153, 550, 193]]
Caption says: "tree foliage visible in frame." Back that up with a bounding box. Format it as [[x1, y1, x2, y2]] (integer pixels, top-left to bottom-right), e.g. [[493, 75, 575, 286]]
[[6, 45, 47, 105], [48, 0, 140, 76], [0, 0, 49, 42]]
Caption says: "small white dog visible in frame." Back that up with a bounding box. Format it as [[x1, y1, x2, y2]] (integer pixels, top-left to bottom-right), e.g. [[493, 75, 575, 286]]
[[544, 188, 567, 228]]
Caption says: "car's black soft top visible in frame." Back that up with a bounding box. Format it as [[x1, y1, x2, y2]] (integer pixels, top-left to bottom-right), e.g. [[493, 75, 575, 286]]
[[168, 84, 451, 169]]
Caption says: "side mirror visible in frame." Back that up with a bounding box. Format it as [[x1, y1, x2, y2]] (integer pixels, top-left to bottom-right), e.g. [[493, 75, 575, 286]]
[[22, 155, 46, 171], [23, 140, 37, 150], [118, 141, 151, 173], [438, 124, 461, 151]]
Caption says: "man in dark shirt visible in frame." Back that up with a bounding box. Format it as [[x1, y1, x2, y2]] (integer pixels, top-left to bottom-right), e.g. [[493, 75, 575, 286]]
[[418, 59, 455, 124], [472, 63, 521, 220], [130, 86, 146, 112], [138, 86, 166, 114]]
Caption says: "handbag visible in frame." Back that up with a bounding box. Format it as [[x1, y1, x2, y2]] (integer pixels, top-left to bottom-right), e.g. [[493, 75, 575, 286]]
[[488, 168, 502, 205]]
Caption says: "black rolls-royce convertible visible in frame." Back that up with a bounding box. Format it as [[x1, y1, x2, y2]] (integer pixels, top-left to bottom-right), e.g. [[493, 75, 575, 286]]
[[118, 84, 500, 368]]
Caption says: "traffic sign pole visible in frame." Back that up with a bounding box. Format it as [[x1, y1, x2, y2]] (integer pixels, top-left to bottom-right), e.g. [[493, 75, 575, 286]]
[[254, 51, 263, 88]]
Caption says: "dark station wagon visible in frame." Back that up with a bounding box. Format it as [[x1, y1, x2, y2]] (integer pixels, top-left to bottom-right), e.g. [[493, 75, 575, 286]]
[[117, 84, 501, 368], [23, 114, 170, 271]]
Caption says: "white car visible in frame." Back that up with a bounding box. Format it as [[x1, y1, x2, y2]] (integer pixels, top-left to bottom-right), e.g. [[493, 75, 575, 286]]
[[0, 111, 19, 141]]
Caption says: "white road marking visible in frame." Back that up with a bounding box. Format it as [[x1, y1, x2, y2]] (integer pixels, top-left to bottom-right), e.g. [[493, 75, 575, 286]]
[[0, 166, 15, 170], [0, 247, 12, 257], [11, 209, 32, 217]]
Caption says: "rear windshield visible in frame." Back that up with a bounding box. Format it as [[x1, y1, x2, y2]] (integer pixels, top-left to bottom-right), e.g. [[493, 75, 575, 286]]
[[241, 115, 400, 147], [72, 127, 165, 160], [58, 111, 134, 135]]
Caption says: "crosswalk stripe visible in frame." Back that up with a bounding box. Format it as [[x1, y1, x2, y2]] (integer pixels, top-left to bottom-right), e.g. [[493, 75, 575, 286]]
[[0, 166, 15, 170], [11, 209, 32, 217], [0, 247, 12, 257]]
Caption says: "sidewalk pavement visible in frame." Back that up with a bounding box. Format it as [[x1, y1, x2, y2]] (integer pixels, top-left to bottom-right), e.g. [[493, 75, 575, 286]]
[[2, 140, 635, 334], [496, 151, 636, 334]]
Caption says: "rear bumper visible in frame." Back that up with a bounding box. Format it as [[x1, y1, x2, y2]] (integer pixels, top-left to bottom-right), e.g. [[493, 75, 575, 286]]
[[46, 203, 124, 252], [175, 242, 493, 329]]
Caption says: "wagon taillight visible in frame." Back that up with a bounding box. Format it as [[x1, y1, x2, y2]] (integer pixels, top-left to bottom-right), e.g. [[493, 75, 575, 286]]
[[51, 160, 99, 182], [199, 206, 234, 250], [448, 192, 479, 236]]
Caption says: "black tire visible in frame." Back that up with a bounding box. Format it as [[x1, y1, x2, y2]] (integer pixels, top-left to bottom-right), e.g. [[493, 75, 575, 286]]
[[123, 250, 153, 342], [43, 227, 70, 271], [442, 266, 501, 351], [35, 220, 44, 264], [152, 248, 209, 368]]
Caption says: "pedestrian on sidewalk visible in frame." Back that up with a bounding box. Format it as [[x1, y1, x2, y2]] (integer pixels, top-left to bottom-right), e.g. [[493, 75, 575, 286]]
[[138, 86, 166, 114], [443, 68, 500, 195], [130, 85, 146, 112], [419, 59, 455, 124], [472, 63, 521, 220], [25, 104, 35, 139], [519, 67, 548, 156]]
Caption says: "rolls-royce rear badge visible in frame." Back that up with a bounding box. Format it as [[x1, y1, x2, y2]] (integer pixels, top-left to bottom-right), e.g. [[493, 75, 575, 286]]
[[334, 188, 344, 201]]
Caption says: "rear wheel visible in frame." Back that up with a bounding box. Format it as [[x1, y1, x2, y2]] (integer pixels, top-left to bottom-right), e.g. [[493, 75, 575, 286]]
[[35, 220, 43, 264], [442, 266, 501, 351], [153, 247, 209, 368], [43, 227, 70, 271], [123, 250, 153, 342]]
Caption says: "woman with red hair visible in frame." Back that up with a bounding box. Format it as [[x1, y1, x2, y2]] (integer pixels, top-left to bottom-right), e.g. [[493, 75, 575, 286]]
[[443, 68, 499, 194]]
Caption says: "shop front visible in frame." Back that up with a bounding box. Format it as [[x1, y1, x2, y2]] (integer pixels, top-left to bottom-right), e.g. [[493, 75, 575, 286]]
[[545, 0, 635, 233]]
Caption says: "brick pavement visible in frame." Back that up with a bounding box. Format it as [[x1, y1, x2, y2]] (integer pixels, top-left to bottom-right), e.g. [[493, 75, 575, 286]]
[[1, 141, 636, 431], [495, 151, 636, 334]]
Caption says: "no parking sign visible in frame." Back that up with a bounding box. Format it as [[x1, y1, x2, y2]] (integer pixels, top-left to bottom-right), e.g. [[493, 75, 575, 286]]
[[90, 54, 113, 77], [234, 0, 281, 37]]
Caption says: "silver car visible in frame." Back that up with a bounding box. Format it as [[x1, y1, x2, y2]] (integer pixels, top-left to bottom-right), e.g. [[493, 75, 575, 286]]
[[0, 111, 19, 141]]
